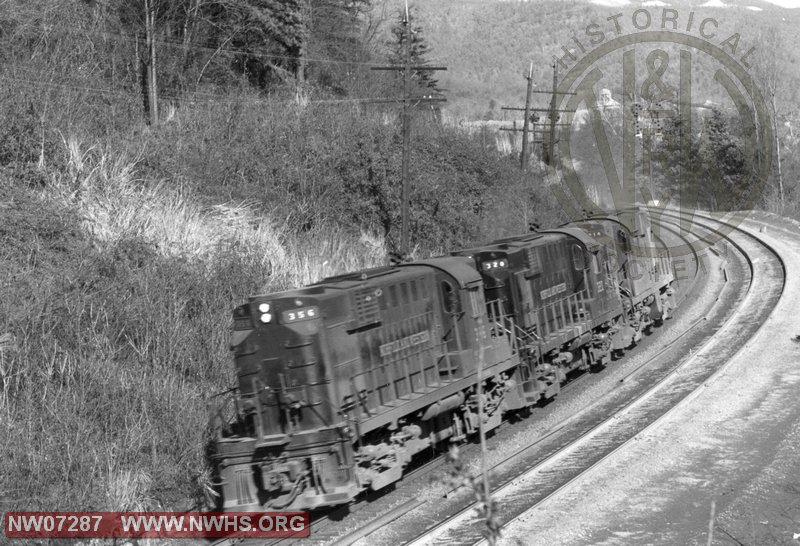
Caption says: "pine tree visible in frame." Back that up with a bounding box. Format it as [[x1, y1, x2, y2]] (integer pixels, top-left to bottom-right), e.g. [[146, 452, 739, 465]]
[[654, 108, 750, 212], [698, 109, 749, 210], [387, 6, 441, 96], [228, 0, 306, 87], [302, 0, 374, 95]]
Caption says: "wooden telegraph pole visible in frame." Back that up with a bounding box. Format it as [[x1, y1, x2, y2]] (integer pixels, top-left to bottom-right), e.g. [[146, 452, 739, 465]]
[[501, 62, 575, 168], [371, 4, 445, 261], [399, 13, 413, 259], [520, 63, 534, 170], [547, 62, 558, 165]]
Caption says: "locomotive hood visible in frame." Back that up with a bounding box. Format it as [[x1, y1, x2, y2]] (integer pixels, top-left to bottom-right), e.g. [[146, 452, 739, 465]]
[[403, 256, 483, 289]]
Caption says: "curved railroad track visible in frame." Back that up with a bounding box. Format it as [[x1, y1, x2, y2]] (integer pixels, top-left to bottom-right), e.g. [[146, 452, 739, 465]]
[[385, 212, 785, 546], [210, 211, 785, 546], [252, 214, 713, 546]]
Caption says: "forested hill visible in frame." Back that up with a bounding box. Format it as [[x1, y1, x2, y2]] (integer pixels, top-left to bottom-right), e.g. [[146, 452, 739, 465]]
[[400, 0, 800, 118]]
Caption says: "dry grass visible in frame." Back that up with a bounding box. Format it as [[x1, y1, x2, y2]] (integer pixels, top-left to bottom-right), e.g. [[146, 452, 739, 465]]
[[54, 136, 388, 288], [55, 137, 286, 269]]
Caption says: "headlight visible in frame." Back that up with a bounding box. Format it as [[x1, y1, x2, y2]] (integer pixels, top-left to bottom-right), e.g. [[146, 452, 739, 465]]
[[260, 313, 272, 323], [258, 303, 270, 313]]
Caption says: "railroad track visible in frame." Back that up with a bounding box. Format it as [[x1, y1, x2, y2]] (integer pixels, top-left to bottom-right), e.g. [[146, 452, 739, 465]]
[[382, 212, 784, 546], [247, 215, 708, 546], [211, 212, 772, 546]]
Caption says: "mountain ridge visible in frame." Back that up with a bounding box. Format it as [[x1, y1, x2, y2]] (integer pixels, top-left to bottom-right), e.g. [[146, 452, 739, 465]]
[[387, 0, 800, 117]]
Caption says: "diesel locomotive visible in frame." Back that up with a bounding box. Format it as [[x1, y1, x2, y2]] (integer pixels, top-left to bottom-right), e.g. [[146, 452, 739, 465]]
[[211, 208, 675, 511]]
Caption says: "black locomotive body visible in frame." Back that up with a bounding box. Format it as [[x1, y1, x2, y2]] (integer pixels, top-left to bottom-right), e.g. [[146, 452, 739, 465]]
[[213, 209, 675, 512]]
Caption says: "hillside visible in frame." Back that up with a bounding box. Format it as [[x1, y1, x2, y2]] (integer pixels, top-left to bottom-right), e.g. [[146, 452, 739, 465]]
[[384, 0, 800, 118], [388, 0, 800, 217]]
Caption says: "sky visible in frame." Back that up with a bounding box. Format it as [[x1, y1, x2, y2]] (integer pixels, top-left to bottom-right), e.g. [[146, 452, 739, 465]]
[[588, 0, 800, 7], [761, 0, 800, 6]]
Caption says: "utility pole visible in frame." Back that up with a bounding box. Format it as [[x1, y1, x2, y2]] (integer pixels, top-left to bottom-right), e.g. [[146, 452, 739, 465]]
[[501, 62, 575, 169], [400, 11, 413, 259], [520, 63, 534, 170], [371, 3, 446, 261], [547, 62, 558, 165]]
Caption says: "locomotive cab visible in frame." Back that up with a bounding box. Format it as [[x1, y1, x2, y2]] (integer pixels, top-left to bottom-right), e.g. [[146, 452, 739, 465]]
[[218, 289, 360, 512], [455, 250, 513, 319]]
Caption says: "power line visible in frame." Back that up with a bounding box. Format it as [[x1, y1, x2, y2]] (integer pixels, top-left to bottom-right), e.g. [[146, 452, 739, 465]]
[[0, 74, 414, 108], [502, 62, 575, 168], [1, 64, 404, 104], [15, 26, 439, 69], [0, 76, 134, 99]]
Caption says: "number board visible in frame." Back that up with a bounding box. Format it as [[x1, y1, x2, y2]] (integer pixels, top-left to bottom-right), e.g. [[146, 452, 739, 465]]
[[281, 306, 319, 323]]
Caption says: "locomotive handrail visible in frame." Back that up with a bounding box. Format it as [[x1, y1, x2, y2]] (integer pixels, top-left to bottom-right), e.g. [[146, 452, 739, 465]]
[[514, 322, 540, 343], [485, 297, 540, 350]]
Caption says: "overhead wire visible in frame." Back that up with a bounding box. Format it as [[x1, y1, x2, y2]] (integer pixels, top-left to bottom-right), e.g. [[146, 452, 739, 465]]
[[19, 25, 402, 68], [0, 73, 407, 108]]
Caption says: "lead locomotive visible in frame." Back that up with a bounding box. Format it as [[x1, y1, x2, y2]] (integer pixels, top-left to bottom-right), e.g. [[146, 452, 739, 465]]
[[211, 208, 675, 511]]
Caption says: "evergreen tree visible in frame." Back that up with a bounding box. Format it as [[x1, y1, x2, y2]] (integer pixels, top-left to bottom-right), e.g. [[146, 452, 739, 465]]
[[221, 0, 306, 88], [303, 0, 374, 96], [697, 109, 749, 210], [387, 6, 441, 96], [653, 108, 750, 212]]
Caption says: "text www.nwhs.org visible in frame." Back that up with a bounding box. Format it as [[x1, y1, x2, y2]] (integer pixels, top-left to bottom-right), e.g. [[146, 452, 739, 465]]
[[3, 511, 310, 538]]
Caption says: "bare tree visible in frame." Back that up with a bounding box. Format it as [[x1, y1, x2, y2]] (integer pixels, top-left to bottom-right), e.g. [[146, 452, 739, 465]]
[[144, 0, 159, 125], [749, 26, 800, 212]]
